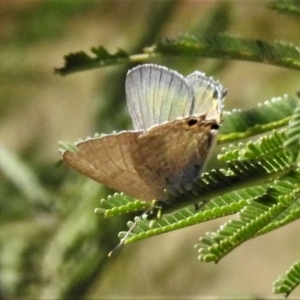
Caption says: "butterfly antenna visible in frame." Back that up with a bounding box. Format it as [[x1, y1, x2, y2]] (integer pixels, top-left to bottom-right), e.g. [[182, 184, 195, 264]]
[[108, 215, 141, 257], [108, 205, 159, 257]]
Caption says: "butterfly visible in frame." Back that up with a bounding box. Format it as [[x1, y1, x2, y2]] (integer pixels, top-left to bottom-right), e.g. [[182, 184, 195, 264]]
[[62, 64, 227, 206]]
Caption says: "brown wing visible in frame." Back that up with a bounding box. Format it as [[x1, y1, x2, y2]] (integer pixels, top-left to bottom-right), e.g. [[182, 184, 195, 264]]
[[131, 116, 219, 202], [62, 131, 160, 201]]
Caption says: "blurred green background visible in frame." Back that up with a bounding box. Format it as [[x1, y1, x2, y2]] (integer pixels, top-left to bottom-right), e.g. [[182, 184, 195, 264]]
[[1, 0, 300, 298]]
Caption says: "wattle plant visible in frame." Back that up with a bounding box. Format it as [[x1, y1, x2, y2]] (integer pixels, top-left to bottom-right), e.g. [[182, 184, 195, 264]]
[[57, 1, 300, 296]]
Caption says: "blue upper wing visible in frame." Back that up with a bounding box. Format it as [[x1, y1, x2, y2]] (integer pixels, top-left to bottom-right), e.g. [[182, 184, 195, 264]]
[[186, 71, 227, 122], [126, 64, 194, 130]]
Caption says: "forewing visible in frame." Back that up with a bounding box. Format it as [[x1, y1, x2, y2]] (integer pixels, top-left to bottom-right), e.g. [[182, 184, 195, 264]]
[[187, 71, 227, 122], [62, 131, 157, 201], [126, 64, 194, 130]]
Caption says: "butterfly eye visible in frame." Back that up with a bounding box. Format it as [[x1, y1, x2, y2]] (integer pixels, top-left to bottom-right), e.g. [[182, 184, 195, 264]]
[[187, 118, 198, 127], [211, 123, 220, 130]]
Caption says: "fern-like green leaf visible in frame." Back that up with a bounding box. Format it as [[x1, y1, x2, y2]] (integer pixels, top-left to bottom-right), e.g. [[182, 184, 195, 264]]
[[55, 47, 129, 75], [284, 100, 300, 162], [219, 130, 288, 162], [273, 260, 300, 296], [196, 192, 281, 262], [195, 171, 300, 262], [219, 95, 299, 143], [153, 34, 300, 71], [56, 32, 300, 76], [269, 0, 300, 17], [119, 186, 267, 245], [256, 172, 300, 236], [94, 193, 151, 218]]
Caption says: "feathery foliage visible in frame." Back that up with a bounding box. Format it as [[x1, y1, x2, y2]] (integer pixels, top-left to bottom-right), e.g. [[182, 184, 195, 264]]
[[3, 1, 300, 299], [92, 98, 300, 296], [269, 0, 300, 16], [274, 260, 300, 296], [54, 2, 300, 296], [56, 34, 300, 75]]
